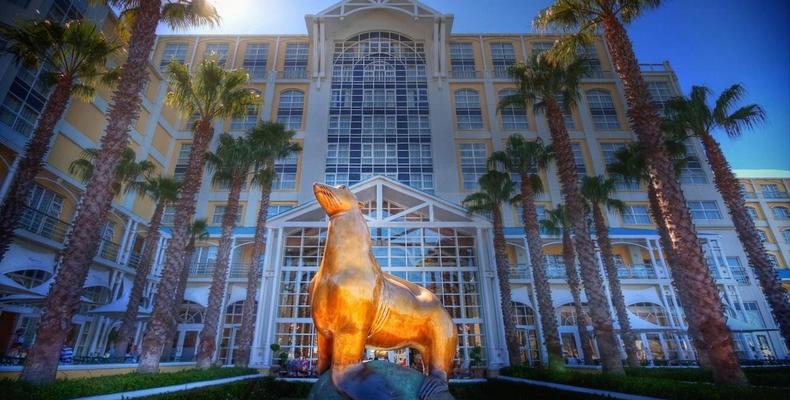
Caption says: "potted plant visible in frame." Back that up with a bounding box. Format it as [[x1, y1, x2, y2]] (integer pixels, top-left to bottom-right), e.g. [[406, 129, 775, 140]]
[[270, 343, 285, 375], [469, 346, 485, 378]]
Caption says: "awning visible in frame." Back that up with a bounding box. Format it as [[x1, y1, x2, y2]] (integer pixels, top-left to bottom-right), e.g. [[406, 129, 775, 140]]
[[0, 293, 94, 305], [0, 245, 55, 274], [89, 296, 151, 319], [0, 274, 36, 295], [510, 287, 533, 308]]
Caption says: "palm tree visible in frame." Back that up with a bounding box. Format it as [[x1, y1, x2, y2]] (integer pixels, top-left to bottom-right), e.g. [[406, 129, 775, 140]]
[[536, 1, 746, 384], [234, 122, 301, 367], [463, 170, 522, 365], [540, 205, 595, 365], [581, 176, 640, 368], [138, 60, 255, 373], [505, 56, 624, 374], [68, 148, 155, 196], [20, 1, 219, 383], [113, 176, 181, 357], [0, 19, 120, 264], [664, 85, 789, 348], [165, 218, 210, 359], [194, 133, 258, 369], [608, 143, 713, 368], [489, 136, 563, 369]]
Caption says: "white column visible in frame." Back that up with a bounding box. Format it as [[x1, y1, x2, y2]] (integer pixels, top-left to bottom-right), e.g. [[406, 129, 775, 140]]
[[477, 228, 508, 369], [311, 19, 319, 79], [439, 17, 447, 78], [262, 228, 285, 368], [432, 18, 440, 78], [251, 227, 275, 367], [213, 236, 237, 363], [0, 156, 21, 202]]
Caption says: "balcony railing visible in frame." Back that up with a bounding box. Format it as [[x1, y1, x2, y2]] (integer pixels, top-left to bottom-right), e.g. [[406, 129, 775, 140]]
[[510, 265, 531, 280], [639, 63, 669, 73], [127, 251, 144, 269], [492, 66, 512, 80], [741, 191, 757, 199], [17, 206, 71, 243], [97, 239, 120, 262], [188, 262, 252, 279], [617, 264, 657, 279], [763, 191, 789, 199], [546, 265, 567, 279], [450, 69, 483, 79], [276, 67, 309, 80], [730, 266, 750, 285]]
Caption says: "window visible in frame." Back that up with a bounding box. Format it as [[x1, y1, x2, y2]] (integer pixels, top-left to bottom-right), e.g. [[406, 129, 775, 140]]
[[627, 302, 669, 326], [577, 44, 603, 78], [757, 230, 768, 243], [783, 229, 790, 243], [499, 89, 528, 130], [459, 143, 488, 190], [363, 62, 396, 82], [512, 302, 535, 326], [408, 143, 432, 165], [772, 206, 789, 219], [230, 91, 260, 131], [212, 206, 243, 225], [162, 205, 176, 226], [647, 81, 672, 115], [243, 43, 269, 80], [622, 205, 651, 225], [746, 207, 758, 220], [267, 204, 294, 218], [743, 302, 765, 328], [490, 42, 516, 78], [601, 143, 639, 190], [1, 62, 52, 136], [455, 89, 483, 129], [330, 89, 352, 108], [687, 201, 722, 221], [160, 42, 189, 71], [173, 143, 192, 181], [362, 89, 396, 108], [449, 42, 476, 78], [362, 115, 396, 135], [283, 43, 308, 78], [571, 143, 587, 175], [361, 143, 397, 165], [203, 43, 228, 67], [273, 152, 298, 190], [46, 0, 85, 22], [762, 184, 786, 198], [679, 157, 708, 184], [326, 143, 350, 164], [531, 41, 553, 56], [276, 90, 304, 130], [767, 254, 778, 267], [586, 89, 620, 129]]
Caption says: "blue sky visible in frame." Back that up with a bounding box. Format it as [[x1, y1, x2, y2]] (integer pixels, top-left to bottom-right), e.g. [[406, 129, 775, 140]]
[[162, 0, 790, 171]]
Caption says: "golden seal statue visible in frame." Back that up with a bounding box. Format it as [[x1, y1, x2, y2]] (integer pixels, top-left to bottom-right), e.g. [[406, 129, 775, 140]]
[[310, 183, 458, 400]]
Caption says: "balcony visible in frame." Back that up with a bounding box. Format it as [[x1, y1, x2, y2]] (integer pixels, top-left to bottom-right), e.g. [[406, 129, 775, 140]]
[[639, 63, 669, 73], [188, 262, 252, 279], [450, 69, 483, 80], [127, 251, 144, 269], [97, 239, 120, 263], [17, 206, 71, 243], [730, 266, 750, 285], [492, 66, 512, 80], [276, 67, 309, 80], [741, 191, 757, 199], [546, 265, 567, 279], [617, 264, 657, 279], [510, 266, 531, 280]]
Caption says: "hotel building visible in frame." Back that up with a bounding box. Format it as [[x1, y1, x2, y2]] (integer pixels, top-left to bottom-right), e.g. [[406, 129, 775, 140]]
[[0, 0, 787, 372]]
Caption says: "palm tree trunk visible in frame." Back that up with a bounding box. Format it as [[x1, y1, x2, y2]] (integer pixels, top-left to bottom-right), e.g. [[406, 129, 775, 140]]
[[138, 118, 214, 373], [492, 206, 523, 366], [115, 199, 165, 357], [0, 77, 72, 264], [20, 1, 162, 384], [700, 133, 790, 348], [562, 231, 594, 365], [592, 206, 640, 368], [647, 183, 711, 368], [600, 13, 745, 385], [234, 183, 271, 366], [164, 238, 197, 360], [544, 96, 623, 374], [519, 180, 562, 368], [196, 176, 244, 369]]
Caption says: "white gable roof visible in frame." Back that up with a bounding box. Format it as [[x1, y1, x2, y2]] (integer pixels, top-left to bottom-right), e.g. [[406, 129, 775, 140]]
[[314, 0, 447, 19]]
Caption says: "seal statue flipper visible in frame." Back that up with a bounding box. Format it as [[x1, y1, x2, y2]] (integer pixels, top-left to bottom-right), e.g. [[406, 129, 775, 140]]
[[333, 363, 399, 400]]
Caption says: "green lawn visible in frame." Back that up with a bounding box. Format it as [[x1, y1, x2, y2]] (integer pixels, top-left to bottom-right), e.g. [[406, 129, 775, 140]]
[[141, 377, 605, 400], [501, 366, 790, 400], [2, 366, 257, 400]]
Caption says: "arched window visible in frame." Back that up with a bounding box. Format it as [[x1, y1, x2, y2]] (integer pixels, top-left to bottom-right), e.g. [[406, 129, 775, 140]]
[[5, 269, 51, 289], [627, 302, 668, 326], [276, 89, 304, 130], [512, 302, 535, 326], [772, 206, 789, 219], [231, 89, 261, 131], [455, 89, 483, 129], [556, 303, 591, 326], [178, 301, 206, 324], [586, 89, 619, 129], [499, 89, 528, 130]]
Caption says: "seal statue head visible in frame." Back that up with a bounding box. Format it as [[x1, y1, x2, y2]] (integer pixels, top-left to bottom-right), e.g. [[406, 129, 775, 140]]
[[313, 182, 364, 216]]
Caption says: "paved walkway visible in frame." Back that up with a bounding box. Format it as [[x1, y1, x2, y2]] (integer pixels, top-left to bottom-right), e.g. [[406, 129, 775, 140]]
[[72, 373, 262, 400], [495, 375, 664, 400]]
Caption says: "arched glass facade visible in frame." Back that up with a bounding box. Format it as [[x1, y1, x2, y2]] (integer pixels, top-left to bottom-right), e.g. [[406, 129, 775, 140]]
[[325, 32, 434, 192]]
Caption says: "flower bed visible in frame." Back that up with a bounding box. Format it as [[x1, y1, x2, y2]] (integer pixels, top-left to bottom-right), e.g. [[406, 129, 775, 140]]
[[501, 366, 790, 400], [2, 366, 257, 400]]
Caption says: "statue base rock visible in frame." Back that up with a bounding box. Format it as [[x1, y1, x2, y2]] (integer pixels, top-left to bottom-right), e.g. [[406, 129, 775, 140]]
[[307, 360, 454, 400]]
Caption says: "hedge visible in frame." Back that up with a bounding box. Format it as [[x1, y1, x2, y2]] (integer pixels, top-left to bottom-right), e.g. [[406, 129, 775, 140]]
[[1, 366, 257, 400], [143, 376, 602, 400], [501, 366, 790, 400], [623, 366, 790, 388]]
